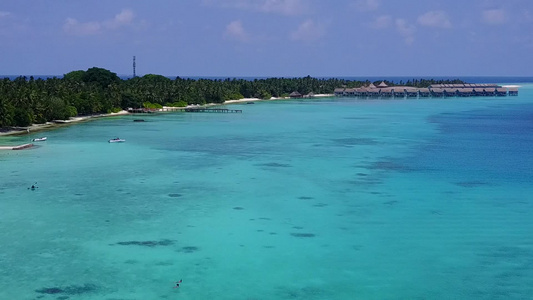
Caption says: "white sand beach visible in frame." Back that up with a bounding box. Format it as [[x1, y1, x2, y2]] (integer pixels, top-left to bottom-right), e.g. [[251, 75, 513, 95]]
[[224, 94, 333, 104], [0, 110, 129, 137]]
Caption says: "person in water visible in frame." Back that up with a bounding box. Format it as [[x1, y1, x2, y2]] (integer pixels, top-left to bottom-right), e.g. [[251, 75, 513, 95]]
[[28, 183, 38, 190], [173, 279, 182, 288]]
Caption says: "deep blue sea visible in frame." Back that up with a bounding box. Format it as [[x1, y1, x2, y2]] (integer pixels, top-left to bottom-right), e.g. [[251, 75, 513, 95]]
[[1, 82, 533, 299]]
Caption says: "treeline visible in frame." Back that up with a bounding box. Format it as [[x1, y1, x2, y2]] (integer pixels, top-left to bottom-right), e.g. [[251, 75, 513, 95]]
[[0, 67, 464, 127]]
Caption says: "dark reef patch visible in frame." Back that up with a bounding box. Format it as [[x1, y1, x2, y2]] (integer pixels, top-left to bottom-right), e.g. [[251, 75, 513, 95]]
[[332, 137, 378, 146], [116, 239, 174, 247], [363, 160, 412, 172], [383, 200, 398, 205], [255, 162, 292, 168], [290, 233, 316, 238], [233, 207, 244, 210], [298, 196, 314, 200], [36, 287, 63, 294], [168, 193, 183, 198], [35, 284, 97, 296], [455, 181, 490, 188], [179, 246, 199, 253], [313, 203, 328, 207]]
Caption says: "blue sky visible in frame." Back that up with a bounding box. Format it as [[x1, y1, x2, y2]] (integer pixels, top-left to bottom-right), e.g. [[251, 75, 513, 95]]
[[1, 0, 532, 77]]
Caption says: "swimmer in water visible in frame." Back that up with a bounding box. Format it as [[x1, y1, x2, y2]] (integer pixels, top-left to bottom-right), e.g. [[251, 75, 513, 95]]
[[28, 182, 38, 190], [173, 279, 183, 288]]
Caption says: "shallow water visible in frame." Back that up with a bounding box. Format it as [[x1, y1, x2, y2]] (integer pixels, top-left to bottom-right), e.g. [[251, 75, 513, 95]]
[[1, 86, 533, 299]]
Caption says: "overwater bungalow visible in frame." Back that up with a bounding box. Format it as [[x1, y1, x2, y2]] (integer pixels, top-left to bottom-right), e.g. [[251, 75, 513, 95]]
[[368, 89, 380, 97], [431, 88, 444, 97], [419, 88, 431, 97], [458, 88, 473, 97], [334, 83, 517, 99], [405, 88, 418, 98], [474, 88, 485, 96], [392, 88, 406, 98], [380, 88, 393, 98], [484, 88, 496, 96], [444, 88, 458, 97], [496, 87, 507, 96]]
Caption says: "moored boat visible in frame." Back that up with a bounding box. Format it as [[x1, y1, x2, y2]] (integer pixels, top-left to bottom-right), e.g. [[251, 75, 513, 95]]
[[108, 137, 126, 143], [32, 137, 47, 142]]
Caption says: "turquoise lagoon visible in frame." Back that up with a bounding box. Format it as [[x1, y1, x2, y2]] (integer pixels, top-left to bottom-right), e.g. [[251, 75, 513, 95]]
[[1, 85, 533, 299]]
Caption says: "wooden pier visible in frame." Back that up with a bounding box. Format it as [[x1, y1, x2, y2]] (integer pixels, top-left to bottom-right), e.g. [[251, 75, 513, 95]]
[[184, 108, 242, 113]]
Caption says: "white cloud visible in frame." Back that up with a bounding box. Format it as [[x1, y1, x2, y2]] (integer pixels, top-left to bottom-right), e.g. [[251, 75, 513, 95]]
[[63, 18, 101, 35], [417, 11, 452, 28], [290, 20, 325, 42], [64, 9, 136, 36], [371, 15, 392, 29], [396, 18, 415, 45], [482, 9, 507, 25], [352, 0, 380, 12], [203, 0, 309, 15], [224, 20, 249, 41]]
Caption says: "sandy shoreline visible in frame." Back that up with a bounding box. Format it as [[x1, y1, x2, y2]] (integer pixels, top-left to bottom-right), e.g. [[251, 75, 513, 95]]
[[0, 110, 129, 137], [0, 94, 333, 138]]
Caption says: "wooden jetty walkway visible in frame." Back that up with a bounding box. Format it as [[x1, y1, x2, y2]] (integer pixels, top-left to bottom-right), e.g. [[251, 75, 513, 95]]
[[128, 107, 242, 113], [184, 108, 242, 113]]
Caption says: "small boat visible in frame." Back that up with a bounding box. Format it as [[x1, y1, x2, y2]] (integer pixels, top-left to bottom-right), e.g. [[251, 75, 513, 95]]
[[133, 119, 145, 122], [246, 102, 255, 104], [108, 137, 126, 143], [32, 137, 47, 142]]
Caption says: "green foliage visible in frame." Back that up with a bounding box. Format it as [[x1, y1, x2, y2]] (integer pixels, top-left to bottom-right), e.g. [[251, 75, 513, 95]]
[[107, 107, 122, 114], [66, 105, 78, 118], [165, 100, 188, 107], [82, 67, 120, 88], [0, 68, 468, 128], [143, 102, 163, 109], [258, 90, 272, 99], [63, 70, 85, 82]]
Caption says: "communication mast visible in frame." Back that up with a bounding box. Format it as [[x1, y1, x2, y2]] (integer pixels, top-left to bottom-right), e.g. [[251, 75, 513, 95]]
[[133, 56, 136, 78]]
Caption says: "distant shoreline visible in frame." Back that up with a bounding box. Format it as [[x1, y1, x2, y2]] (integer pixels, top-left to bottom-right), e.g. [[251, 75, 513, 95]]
[[0, 94, 334, 139]]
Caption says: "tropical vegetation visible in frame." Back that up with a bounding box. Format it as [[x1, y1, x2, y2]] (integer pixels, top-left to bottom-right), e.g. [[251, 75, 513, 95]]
[[0, 67, 464, 127]]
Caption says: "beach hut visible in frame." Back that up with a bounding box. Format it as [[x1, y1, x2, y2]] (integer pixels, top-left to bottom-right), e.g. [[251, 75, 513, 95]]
[[392, 88, 406, 98], [304, 92, 315, 98], [290, 91, 302, 98], [378, 81, 388, 88]]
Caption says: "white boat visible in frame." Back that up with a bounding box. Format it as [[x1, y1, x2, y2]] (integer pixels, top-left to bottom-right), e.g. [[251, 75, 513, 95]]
[[32, 137, 47, 142], [108, 137, 126, 143]]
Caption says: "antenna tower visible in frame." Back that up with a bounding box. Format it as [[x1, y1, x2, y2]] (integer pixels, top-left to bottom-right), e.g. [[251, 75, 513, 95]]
[[133, 56, 136, 78]]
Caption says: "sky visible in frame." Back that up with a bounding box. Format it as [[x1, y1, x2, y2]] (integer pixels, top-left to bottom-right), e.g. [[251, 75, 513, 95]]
[[1, 0, 532, 77]]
